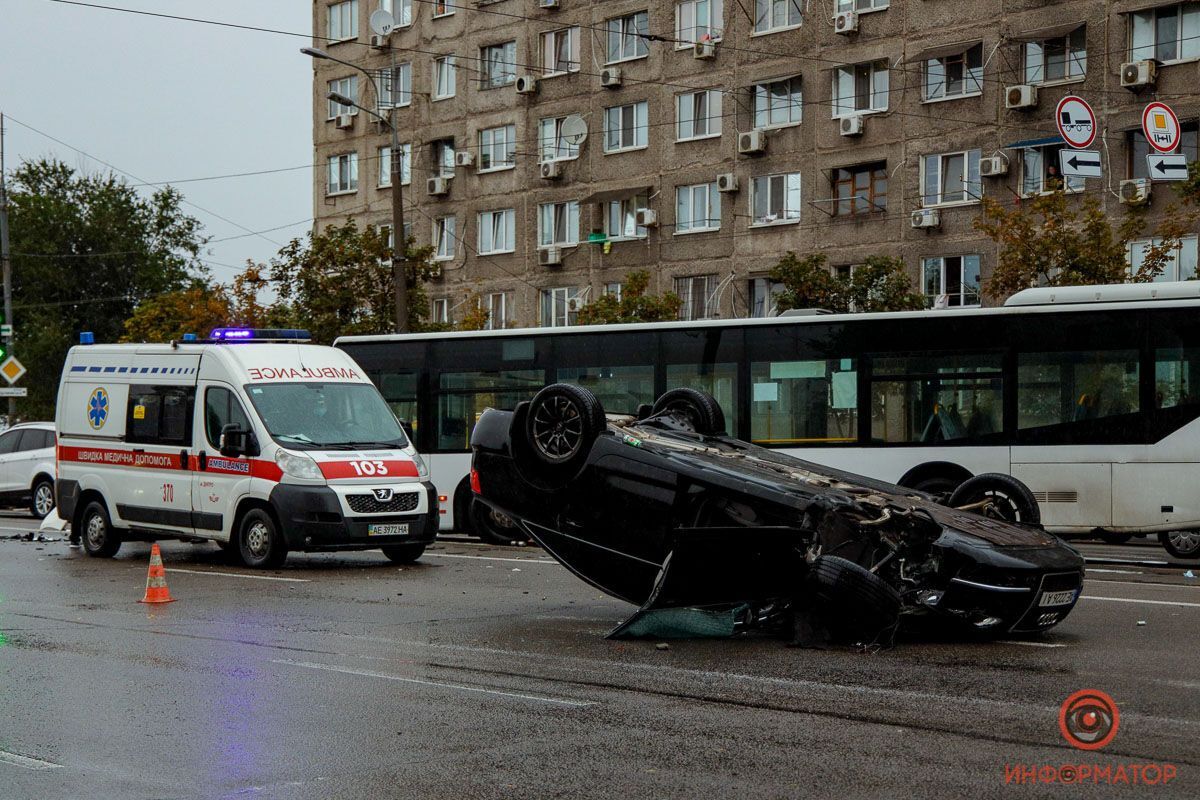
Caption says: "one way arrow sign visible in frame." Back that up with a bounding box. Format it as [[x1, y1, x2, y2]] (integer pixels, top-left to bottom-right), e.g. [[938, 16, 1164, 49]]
[[1059, 149, 1103, 178], [1146, 153, 1190, 181]]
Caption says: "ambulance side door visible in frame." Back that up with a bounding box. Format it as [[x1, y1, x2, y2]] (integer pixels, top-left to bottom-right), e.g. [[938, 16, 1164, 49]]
[[117, 382, 197, 536], [192, 383, 256, 542]]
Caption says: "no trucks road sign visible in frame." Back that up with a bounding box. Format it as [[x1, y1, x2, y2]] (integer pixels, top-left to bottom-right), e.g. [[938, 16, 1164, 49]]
[[1056, 96, 1097, 150]]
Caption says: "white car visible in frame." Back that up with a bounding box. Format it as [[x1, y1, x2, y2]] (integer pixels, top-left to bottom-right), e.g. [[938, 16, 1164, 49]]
[[0, 422, 57, 518]]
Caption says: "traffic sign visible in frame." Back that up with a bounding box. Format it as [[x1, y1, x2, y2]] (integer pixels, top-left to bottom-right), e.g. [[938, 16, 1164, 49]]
[[1055, 96, 1097, 150], [0, 356, 26, 385], [1059, 149, 1103, 178], [0, 388, 27, 398], [0, 325, 11, 338], [1147, 153, 1190, 180], [1142, 102, 1181, 154]]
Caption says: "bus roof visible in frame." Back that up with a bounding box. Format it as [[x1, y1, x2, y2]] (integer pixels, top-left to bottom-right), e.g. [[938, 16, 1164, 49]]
[[1004, 281, 1200, 307]]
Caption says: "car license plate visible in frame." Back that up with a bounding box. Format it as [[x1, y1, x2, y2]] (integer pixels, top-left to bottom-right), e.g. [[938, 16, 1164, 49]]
[[1039, 589, 1076, 607], [368, 523, 409, 537]]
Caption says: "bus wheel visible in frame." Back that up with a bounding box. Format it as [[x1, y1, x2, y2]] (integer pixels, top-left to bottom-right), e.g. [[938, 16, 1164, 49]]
[[1159, 530, 1200, 560], [470, 498, 529, 545], [947, 473, 1041, 526], [525, 383, 605, 468], [650, 388, 726, 435]]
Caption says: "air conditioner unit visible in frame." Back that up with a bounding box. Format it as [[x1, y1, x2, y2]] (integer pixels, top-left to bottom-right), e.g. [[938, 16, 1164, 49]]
[[738, 129, 767, 155], [540, 160, 563, 180], [370, 33, 389, 50], [455, 151, 475, 168], [834, 11, 859, 34], [635, 208, 658, 228], [693, 40, 716, 59], [839, 115, 864, 137], [335, 114, 354, 130], [538, 0, 560, 8], [515, 75, 538, 94], [539, 246, 563, 266], [716, 173, 739, 193], [911, 208, 941, 229], [600, 67, 623, 88], [1121, 60, 1157, 89], [980, 156, 1009, 178], [1120, 178, 1151, 204], [1005, 84, 1038, 110], [427, 176, 450, 196]]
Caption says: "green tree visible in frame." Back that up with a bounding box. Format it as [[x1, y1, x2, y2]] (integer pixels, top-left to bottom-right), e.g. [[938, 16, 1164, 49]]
[[120, 285, 230, 343], [8, 159, 204, 418], [769, 252, 924, 314], [576, 270, 682, 325]]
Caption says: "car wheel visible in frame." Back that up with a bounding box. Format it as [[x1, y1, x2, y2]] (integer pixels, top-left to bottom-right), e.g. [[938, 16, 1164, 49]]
[[80, 501, 122, 558], [469, 497, 530, 544], [525, 383, 605, 467], [947, 472, 1041, 526], [238, 509, 288, 569], [1100, 531, 1134, 545], [650, 388, 726, 435], [1159, 530, 1200, 560], [382, 543, 426, 563], [30, 479, 55, 519], [807, 555, 901, 639]]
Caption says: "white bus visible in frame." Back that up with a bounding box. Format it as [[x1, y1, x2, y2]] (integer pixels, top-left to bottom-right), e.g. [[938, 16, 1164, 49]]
[[336, 281, 1200, 559]]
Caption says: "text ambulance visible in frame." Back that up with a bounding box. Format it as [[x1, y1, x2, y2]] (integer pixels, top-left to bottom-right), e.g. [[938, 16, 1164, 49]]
[[54, 329, 437, 568]]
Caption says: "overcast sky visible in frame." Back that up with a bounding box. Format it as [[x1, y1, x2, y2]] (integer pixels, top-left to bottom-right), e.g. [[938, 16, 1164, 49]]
[[1, 0, 313, 285]]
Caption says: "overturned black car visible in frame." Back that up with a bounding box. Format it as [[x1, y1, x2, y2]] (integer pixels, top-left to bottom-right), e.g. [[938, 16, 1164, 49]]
[[470, 384, 1084, 645]]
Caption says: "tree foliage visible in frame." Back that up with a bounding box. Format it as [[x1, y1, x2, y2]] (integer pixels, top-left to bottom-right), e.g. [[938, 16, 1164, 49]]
[[769, 252, 925, 314], [576, 270, 682, 325], [120, 285, 230, 343]]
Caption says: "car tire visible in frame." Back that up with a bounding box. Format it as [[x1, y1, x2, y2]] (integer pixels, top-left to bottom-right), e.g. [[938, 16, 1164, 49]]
[[469, 497, 530, 545], [1159, 530, 1200, 560], [382, 543, 426, 563], [650, 388, 726, 435], [237, 509, 288, 569], [947, 472, 1041, 526], [524, 383, 605, 468], [807, 555, 901, 639], [80, 501, 122, 558], [30, 478, 55, 519]]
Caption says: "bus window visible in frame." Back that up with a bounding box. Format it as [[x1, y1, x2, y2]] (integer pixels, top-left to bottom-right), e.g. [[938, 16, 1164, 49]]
[[556, 365, 655, 414], [666, 363, 738, 434], [437, 369, 545, 451], [870, 354, 1002, 444], [377, 371, 419, 434], [1018, 350, 1139, 430], [750, 359, 857, 445], [1154, 348, 1200, 409]]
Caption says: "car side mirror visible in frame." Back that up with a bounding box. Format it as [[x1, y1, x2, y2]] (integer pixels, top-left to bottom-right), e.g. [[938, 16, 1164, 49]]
[[219, 423, 249, 458]]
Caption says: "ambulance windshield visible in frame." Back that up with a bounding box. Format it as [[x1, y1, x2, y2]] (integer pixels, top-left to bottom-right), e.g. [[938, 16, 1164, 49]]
[[246, 382, 410, 450]]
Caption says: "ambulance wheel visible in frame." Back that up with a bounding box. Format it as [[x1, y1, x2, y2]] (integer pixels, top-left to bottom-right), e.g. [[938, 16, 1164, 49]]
[[238, 509, 288, 569], [81, 501, 122, 558], [30, 478, 55, 519], [382, 544, 426, 563]]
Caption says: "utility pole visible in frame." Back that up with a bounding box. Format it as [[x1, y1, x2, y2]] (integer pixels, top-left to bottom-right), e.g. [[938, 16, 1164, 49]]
[[0, 113, 14, 423], [389, 48, 409, 334]]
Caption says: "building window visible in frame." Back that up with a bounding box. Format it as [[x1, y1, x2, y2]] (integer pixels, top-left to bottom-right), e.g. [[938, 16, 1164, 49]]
[[604, 282, 623, 300], [433, 56, 456, 100], [478, 124, 516, 171], [833, 60, 889, 117], [482, 293, 509, 330], [676, 275, 718, 320], [328, 1, 358, 41], [477, 209, 516, 255], [676, 0, 724, 46], [377, 143, 411, 187], [379, 63, 412, 108], [480, 42, 517, 89], [432, 298, 449, 324], [378, 222, 412, 253], [833, 162, 887, 216], [837, 0, 888, 11], [433, 216, 456, 260], [327, 76, 358, 119], [1130, 3, 1200, 63], [381, 0, 413, 27], [539, 201, 580, 247], [752, 76, 802, 129], [542, 28, 580, 75], [431, 138, 455, 178], [1024, 26, 1086, 84], [605, 194, 650, 240], [923, 43, 983, 102], [604, 101, 649, 152], [1128, 236, 1199, 281], [754, 0, 802, 34], [1021, 144, 1084, 196], [542, 287, 580, 328], [749, 277, 785, 318], [676, 182, 720, 233], [539, 116, 582, 162], [432, 0, 453, 18], [326, 153, 358, 195], [922, 255, 981, 307], [606, 12, 650, 63], [750, 173, 801, 226], [921, 150, 982, 206], [1128, 121, 1199, 178], [676, 90, 722, 140]]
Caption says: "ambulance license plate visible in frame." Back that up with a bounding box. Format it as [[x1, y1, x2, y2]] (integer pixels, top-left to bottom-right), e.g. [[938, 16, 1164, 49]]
[[1039, 589, 1076, 607], [368, 523, 409, 537]]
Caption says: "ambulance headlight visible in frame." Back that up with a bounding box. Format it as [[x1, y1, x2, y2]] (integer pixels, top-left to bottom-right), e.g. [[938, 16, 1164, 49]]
[[410, 452, 429, 479], [274, 448, 323, 480]]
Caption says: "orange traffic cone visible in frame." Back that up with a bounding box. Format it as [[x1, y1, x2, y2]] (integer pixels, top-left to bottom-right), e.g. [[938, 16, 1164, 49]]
[[138, 543, 176, 604]]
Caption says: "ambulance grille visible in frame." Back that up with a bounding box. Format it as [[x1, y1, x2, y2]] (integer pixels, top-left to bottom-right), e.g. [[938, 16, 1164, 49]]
[[347, 492, 420, 514]]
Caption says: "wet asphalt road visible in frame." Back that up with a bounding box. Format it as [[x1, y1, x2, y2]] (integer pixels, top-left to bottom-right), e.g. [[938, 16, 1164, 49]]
[[1, 515, 1198, 799]]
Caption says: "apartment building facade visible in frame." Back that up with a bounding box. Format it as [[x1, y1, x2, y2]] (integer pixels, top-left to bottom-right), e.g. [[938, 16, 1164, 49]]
[[311, 0, 1200, 328]]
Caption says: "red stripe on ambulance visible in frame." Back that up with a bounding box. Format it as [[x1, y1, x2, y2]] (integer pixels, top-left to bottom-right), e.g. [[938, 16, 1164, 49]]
[[317, 459, 419, 479]]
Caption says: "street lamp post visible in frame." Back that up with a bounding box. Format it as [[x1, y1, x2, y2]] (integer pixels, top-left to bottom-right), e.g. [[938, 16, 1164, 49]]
[[304, 47, 409, 334]]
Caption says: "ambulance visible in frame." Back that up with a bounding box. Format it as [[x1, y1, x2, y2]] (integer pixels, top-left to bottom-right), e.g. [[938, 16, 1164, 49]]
[[54, 328, 438, 568]]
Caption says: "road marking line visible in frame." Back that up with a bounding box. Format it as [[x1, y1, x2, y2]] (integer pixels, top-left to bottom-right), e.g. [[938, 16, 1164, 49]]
[[0, 751, 61, 771], [1080, 595, 1200, 608], [995, 640, 1067, 648], [425, 553, 558, 565], [166, 568, 310, 583], [272, 659, 595, 708], [1089, 579, 1196, 589]]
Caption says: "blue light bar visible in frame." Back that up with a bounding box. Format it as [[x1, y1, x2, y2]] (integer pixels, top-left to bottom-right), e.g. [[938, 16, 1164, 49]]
[[80, 332, 95, 345], [182, 333, 198, 342], [208, 328, 312, 342]]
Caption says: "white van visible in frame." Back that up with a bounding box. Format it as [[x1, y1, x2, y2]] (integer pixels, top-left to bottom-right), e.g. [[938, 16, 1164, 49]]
[[54, 328, 437, 568]]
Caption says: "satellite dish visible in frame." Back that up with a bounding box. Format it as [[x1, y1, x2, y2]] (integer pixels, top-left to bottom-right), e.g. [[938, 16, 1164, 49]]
[[560, 114, 588, 145], [369, 8, 396, 36]]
